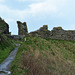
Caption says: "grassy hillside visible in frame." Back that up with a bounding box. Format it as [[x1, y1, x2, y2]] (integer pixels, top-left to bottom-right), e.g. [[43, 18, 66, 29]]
[[11, 37, 75, 75], [0, 34, 15, 63]]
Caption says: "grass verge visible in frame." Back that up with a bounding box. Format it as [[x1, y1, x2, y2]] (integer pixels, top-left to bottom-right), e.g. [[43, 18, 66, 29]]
[[0, 34, 15, 63], [11, 37, 75, 75]]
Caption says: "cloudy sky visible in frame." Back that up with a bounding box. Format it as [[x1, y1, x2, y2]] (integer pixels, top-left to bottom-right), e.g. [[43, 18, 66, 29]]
[[0, 0, 75, 34]]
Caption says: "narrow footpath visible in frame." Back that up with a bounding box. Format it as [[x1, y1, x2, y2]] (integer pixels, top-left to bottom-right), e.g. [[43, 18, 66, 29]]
[[0, 44, 20, 75]]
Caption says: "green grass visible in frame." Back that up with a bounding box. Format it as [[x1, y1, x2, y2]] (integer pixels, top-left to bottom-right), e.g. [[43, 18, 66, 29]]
[[0, 34, 15, 63], [11, 37, 75, 75]]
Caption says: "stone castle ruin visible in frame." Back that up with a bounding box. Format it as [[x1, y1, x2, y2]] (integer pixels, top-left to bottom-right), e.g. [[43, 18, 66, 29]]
[[0, 17, 75, 41], [29, 25, 50, 38], [29, 25, 75, 40], [17, 21, 28, 35], [50, 27, 75, 40], [0, 17, 9, 34]]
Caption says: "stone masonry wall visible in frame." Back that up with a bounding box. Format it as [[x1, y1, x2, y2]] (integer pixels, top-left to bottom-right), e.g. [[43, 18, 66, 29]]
[[29, 26, 75, 40], [29, 25, 50, 38], [50, 27, 75, 40], [17, 21, 28, 35]]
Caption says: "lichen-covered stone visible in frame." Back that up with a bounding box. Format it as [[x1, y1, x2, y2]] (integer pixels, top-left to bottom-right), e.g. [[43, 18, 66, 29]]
[[17, 21, 28, 35]]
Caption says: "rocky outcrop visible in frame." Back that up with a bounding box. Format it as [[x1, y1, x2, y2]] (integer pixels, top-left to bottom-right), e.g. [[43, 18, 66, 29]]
[[29, 25, 50, 38], [0, 17, 9, 34], [17, 21, 28, 35]]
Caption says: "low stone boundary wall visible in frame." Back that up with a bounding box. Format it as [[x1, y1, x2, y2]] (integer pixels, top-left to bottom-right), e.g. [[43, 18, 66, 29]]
[[6, 34, 25, 39]]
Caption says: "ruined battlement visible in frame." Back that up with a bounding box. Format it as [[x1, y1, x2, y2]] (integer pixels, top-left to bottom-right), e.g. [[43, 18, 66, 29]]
[[1, 17, 75, 41], [29, 25, 75, 40]]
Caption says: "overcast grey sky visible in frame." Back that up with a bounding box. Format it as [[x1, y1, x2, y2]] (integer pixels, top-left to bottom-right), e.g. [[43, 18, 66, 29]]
[[0, 0, 75, 34]]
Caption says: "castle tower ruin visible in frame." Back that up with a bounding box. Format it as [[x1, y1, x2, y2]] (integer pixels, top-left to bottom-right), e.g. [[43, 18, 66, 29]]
[[17, 21, 28, 35]]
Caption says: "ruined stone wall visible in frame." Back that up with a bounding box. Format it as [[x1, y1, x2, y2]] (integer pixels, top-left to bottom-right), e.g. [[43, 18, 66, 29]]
[[0, 17, 9, 34], [6, 34, 25, 40], [29, 26, 75, 40], [17, 21, 28, 35], [50, 30, 75, 40], [29, 25, 50, 38], [49, 27, 75, 40]]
